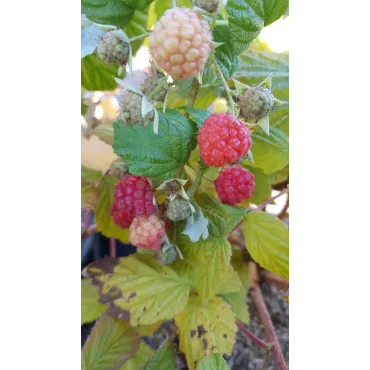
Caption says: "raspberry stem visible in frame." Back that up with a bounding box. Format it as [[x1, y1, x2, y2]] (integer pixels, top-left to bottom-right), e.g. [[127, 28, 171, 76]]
[[187, 160, 207, 198], [129, 33, 149, 43], [188, 78, 200, 108]]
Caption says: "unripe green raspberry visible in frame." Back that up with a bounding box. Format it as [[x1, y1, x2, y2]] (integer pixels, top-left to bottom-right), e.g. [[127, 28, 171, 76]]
[[97, 32, 130, 66], [160, 245, 179, 265], [110, 158, 129, 179], [118, 90, 154, 126], [239, 86, 275, 122], [192, 0, 220, 13], [141, 72, 168, 103], [167, 198, 192, 222]]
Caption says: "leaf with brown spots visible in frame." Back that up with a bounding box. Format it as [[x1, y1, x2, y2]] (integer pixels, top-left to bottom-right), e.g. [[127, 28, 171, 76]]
[[87, 254, 191, 326], [81, 279, 107, 325], [82, 312, 140, 370], [197, 354, 229, 370], [175, 296, 236, 370]]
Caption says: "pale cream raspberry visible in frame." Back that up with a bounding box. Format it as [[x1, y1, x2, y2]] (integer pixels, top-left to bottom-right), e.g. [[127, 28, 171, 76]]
[[129, 214, 165, 250], [149, 7, 211, 79]]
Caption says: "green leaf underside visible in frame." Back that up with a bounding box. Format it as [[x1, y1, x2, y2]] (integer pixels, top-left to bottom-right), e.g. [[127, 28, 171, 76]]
[[263, 0, 289, 26], [197, 354, 229, 370], [113, 110, 193, 181], [82, 312, 140, 370], [81, 279, 107, 325], [243, 211, 289, 279], [94, 175, 130, 242], [143, 339, 176, 370], [87, 255, 191, 326], [121, 341, 153, 370]]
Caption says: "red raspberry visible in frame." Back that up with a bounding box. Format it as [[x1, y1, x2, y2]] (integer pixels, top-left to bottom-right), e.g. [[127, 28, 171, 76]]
[[113, 174, 155, 227], [129, 214, 165, 250], [215, 166, 255, 205], [111, 201, 134, 228], [197, 113, 252, 167]]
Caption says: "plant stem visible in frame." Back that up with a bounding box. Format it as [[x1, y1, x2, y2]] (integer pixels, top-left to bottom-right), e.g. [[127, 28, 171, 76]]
[[254, 187, 289, 212], [210, 15, 217, 30], [188, 78, 200, 108], [278, 194, 289, 219], [187, 161, 207, 198], [260, 270, 289, 291], [236, 320, 272, 349], [213, 57, 235, 115], [249, 262, 289, 370], [215, 20, 228, 26], [81, 224, 97, 240], [110, 238, 116, 258], [129, 33, 149, 43], [172, 0, 177, 7]]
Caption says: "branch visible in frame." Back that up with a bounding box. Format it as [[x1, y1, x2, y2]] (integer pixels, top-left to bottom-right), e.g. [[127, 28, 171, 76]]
[[236, 320, 272, 349], [253, 187, 289, 212], [110, 238, 116, 258], [81, 224, 97, 240], [260, 270, 289, 291], [278, 194, 289, 219], [249, 262, 289, 370]]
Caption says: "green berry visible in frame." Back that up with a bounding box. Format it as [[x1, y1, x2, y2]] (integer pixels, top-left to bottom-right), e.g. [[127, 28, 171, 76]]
[[118, 90, 154, 126], [167, 198, 192, 222], [97, 32, 130, 66], [161, 245, 179, 265], [239, 86, 275, 122], [193, 0, 220, 13], [141, 73, 168, 103]]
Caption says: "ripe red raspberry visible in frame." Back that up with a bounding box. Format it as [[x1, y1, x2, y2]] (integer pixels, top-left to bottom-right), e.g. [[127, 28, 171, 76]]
[[111, 201, 134, 228], [197, 113, 252, 167], [215, 166, 255, 205], [149, 7, 211, 79], [113, 174, 155, 223], [129, 214, 165, 250]]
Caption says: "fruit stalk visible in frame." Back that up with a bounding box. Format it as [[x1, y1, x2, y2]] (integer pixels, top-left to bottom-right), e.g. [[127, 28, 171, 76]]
[[129, 33, 149, 42], [187, 161, 207, 198]]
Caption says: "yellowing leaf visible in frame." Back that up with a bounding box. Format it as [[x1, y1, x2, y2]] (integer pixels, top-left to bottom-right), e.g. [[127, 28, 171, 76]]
[[230, 249, 249, 291], [82, 312, 140, 370], [81, 279, 107, 325], [214, 265, 242, 296], [175, 295, 236, 370], [121, 341, 153, 370], [197, 354, 229, 370], [87, 255, 191, 326], [136, 321, 163, 336], [220, 291, 250, 324], [243, 211, 289, 279]]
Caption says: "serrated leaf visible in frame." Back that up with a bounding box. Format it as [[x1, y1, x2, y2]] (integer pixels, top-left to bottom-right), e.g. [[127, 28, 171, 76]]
[[81, 279, 107, 325], [180, 107, 211, 128], [196, 193, 247, 235], [82, 312, 140, 370], [197, 354, 229, 370], [81, 21, 104, 58], [94, 175, 130, 243], [203, 210, 226, 238], [243, 166, 272, 205], [226, 0, 264, 55], [243, 211, 289, 279], [113, 110, 193, 181], [182, 204, 209, 243], [246, 127, 288, 174], [175, 295, 236, 370], [268, 165, 289, 186], [94, 123, 114, 145], [81, 53, 121, 91], [180, 237, 232, 303], [220, 291, 249, 324], [87, 255, 191, 326], [122, 0, 154, 11], [263, 0, 289, 26], [121, 341, 153, 370], [143, 339, 176, 370]]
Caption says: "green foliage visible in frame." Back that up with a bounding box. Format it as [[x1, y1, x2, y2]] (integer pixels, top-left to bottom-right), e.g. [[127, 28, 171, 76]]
[[82, 312, 140, 370], [143, 339, 176, 370], [243, 210, 289, 279], [180, 107, 211, 128], [81, 166, 102, 210], [197, 354, 229, 370], [93, 123, 114, 145], [268, 164, 289, 186], [263, 0, 289, 26], [124, 8, 149, 54], [113, 110, 194, 181], [81, 279, 106, 325], [244, 166, 272, 205], [220, 291, 250, 324], [121, 341, 153, 370]]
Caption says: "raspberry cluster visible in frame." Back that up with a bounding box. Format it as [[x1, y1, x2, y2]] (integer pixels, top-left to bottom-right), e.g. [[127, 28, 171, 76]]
[[111, 174, 155, 228], [197, 113, 252, 167], [149, 7, 211, 79], [215, 165, 255, 205]]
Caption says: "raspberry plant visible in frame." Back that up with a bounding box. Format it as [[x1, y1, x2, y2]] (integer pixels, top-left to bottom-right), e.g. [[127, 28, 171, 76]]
[[81, 1, 289, 369]]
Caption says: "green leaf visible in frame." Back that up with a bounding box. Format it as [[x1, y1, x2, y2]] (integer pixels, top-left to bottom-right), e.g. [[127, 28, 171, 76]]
[[82, 312, 140, 370], [94, 175, 130, 243], [87, 255, 191, 326], [122, 0, 154, 10], [203, 209, 226, 238], [231, 249, 249, 291], [81, 18, 104, 58], [82, 351, 86, 370], [94, 123, 114, 145], [197, 354, 229, 370], [154, 0, 192, 19], [244, 166, 272, 205], [82, 166, 103, 185], [81, 279, 107, 325], [263, 0, 289, 26], [143, 339, 176, 370], [226, 0, 264, 56], [81, 54, 121, 91], [246, 127, 289, 174], [268, 164, 289, 186], [82, 101, 88, 115], [180, 107, 211, 128], [220, 291, 249, 324], [196, 193, 247, 235], [81, 166, 102, 210], [113, 110, 193, 181], [82, 0, 135, 29], [175, 295, 236, 370], [243, 211, 289, 279], [121, 341, 153, 370], [124, 9, 149, 55]]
